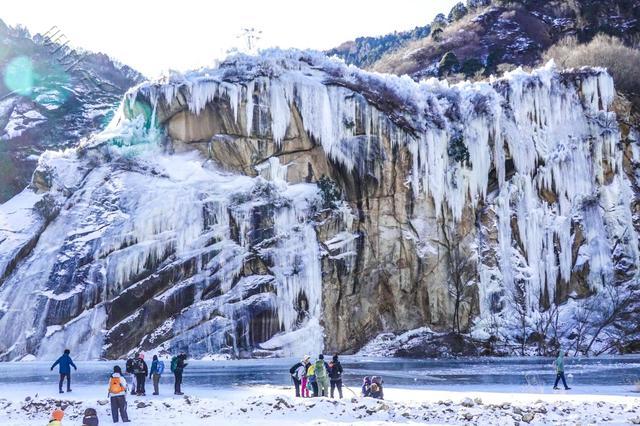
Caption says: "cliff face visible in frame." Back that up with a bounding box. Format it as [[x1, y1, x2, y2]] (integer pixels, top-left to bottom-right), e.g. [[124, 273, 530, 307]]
[[0, 50, 638, 360]]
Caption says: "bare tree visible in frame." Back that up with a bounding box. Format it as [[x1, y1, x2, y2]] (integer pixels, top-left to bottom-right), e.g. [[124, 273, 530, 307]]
[[434, 222, 476, 335], [509, 279, 530, 356]]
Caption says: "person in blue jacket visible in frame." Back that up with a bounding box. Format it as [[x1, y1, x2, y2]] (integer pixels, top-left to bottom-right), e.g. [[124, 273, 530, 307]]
[[50, 349, 77, 393]]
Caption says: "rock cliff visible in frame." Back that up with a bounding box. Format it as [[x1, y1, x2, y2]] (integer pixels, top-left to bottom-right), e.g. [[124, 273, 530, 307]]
[[0, 50, 638, 360]]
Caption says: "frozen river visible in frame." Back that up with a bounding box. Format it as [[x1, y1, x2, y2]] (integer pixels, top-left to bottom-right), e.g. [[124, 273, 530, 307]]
[[0, 355, 638, 397]]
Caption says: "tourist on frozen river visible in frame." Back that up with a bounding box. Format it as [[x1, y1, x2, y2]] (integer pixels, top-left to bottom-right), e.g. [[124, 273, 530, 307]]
[[171, 353, 188, 395], [50, 349, 77, 394], [314, 354, 330, 397], [149, 354, 165, 395], [553, 351, 571, 390], [327, 354, 344, 399], [289, 356, 309, 397], [108, 366, 130, 423], [133, 353, 149, 396]]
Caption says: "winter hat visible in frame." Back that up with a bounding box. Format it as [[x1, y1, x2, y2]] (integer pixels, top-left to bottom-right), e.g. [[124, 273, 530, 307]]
[[139, 353, 145, 359], [114, 365, 122, 374], [51, 408, 64, 421], [302, 355, 310, 362], [332, 354, 339, 362], [318, 354, 324, 360]]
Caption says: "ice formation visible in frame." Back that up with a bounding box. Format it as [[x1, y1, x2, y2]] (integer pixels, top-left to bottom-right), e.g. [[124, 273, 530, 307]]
[[0, 49, 636, 359]]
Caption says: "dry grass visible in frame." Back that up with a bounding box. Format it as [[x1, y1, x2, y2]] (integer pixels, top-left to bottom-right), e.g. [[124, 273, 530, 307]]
[[371, 8, 488, 76], [543, 35, 640, 95]]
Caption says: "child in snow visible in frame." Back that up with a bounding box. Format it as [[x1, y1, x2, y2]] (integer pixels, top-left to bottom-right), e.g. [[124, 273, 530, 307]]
[[370, 376, 384, 400], [108, 365, 130, 423], [307, 361, 318, 397], [48, 408, 64, 426], [300, 355, 311, 397], [361, 376, 371, 397], [81, 408, 99, 426], [149, 354, 164, 395], [553, 351, 571, 390]]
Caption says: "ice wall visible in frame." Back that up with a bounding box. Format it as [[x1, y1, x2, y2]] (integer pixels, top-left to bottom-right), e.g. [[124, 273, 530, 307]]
[[0, 49, 636, 359]]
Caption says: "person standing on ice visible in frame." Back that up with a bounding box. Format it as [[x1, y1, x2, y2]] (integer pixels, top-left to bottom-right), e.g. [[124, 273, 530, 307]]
[[300, 355, 311, 397], [50, 349, 77, 394], [171, 353, 188, 395], [289, 356, 309, 397], [314, 354, 330, 397], [133, 353, 148, 396], [149, 354, 164, 395], [327, 354, 344, 399], [125, 357, 136, 396], [108, 365, 130, 423], [553, 351, 571, 390]]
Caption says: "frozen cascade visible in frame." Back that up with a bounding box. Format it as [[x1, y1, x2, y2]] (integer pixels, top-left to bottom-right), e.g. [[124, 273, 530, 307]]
[[0, 50, 637, 359]]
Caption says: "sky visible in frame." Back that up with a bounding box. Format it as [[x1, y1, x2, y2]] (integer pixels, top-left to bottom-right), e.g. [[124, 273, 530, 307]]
[[1, 0, 459, 77]]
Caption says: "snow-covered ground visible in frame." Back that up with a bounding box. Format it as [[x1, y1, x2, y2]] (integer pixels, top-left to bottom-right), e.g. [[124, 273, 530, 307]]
[[0, 357, 639, 424], [2, 384, 639, 425]]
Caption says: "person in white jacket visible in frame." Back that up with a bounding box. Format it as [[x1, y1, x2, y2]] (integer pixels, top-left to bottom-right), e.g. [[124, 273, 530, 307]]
[[108, 366, 131, 423]]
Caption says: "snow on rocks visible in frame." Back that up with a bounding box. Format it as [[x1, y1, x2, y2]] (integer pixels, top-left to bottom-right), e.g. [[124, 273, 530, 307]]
[[1, 388, 639, 425]]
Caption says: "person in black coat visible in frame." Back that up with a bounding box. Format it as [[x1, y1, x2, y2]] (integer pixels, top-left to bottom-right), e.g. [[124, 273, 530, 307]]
[[133, 353, 149, 396], [327, 354, 344, 399]]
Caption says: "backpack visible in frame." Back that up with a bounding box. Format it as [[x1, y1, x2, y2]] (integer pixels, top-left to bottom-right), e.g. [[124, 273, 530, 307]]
[[109, 376, 125, 394], [170, 356, 178, 373], [156, 360, 165, 375], [314, 360, 326, 378]]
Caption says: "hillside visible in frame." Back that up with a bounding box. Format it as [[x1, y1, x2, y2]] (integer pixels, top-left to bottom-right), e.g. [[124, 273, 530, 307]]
[[0, 20, 144, 202], [331, 1, 640, 81]]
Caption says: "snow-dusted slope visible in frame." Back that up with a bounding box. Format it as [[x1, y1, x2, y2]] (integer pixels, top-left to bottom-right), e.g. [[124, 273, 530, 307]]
[[0, 49, 637, 360]]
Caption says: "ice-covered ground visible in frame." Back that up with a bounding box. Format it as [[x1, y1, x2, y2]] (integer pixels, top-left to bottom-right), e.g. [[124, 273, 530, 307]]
[[0, 357, 639, 424]]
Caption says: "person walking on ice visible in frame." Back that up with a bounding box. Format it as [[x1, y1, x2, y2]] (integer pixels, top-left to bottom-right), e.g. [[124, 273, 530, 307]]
[[50, 349, 77, 394], [553, 351, 571, 390], [108, 366, 131, 423]]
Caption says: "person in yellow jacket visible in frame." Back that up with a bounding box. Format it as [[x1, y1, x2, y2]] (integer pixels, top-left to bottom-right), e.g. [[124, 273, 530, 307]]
[[306, 361, 318, 396], [48, 408, 64, 425]]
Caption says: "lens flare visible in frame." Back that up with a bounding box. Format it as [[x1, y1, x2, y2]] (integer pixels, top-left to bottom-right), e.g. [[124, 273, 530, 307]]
[[3, 56, 34, 95]]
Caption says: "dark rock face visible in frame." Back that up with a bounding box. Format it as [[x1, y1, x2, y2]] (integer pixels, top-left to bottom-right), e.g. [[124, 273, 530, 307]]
[[0, 20, 144, 202]]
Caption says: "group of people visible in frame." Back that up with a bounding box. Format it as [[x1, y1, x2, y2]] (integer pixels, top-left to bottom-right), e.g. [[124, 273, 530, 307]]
[[49, 350, 190, 424], [289, 353, 385, 400]]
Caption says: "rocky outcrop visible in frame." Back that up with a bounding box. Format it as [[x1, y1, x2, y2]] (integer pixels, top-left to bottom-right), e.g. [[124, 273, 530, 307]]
[[0, 50, 638, 360]]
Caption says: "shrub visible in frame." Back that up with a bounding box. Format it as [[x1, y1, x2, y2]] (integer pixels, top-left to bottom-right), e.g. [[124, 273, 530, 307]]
[[461, 58, 484, 78], [448, 134, 470, 166], [317, 175, 342, 209], [543, 35, 640, 96], [448, 2, 469, 22], [438, 51, 460, 77]]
